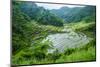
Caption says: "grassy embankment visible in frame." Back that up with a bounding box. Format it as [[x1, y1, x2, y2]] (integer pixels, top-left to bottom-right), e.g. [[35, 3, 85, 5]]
[[59, 21, 96, 63], [12, 21, 96, 65]]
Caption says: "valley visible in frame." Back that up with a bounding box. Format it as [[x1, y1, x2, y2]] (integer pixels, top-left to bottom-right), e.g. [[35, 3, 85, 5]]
[[12, 1, 96, 65]]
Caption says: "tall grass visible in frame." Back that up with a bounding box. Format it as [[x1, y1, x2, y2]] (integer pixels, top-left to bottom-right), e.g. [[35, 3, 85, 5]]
[[12, 39, 96, 65], [56, 39, 96, 63], [12, 21, 96, 65]]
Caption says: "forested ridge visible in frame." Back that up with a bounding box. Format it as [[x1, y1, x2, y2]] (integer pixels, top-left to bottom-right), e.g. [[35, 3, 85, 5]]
[[51, 6, 96, 22], [12, 1, 96, 65]]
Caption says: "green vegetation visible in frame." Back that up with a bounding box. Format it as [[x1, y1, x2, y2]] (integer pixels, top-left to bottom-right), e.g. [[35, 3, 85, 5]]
[[12, 39, 96, 65], [64, 20, 95, 38], [19, 1, 64, 26], [51, 6, 96, 23], [12, 1, 96, 65]]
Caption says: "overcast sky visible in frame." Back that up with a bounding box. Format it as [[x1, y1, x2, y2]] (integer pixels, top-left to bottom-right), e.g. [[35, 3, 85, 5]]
[[35, 3, 85, 10], [21, 0, 95, 10], [22, 0, 96, 5]]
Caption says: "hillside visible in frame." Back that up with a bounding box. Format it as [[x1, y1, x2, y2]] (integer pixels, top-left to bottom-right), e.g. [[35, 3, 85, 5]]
[[19, 1, 64, 26], [50, 6, 96, 23], [12, 1, 96, 65]]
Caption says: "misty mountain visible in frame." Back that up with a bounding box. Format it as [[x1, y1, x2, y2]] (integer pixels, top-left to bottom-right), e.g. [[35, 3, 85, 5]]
[[18, 1, 64, 26], [50, 6, 96, 23], [50, 7, 72, 18], [13, 1, 96, 25]]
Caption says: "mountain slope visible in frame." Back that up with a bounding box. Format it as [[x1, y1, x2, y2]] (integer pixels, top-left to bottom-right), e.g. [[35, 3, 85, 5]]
[[50, 6, 96, 23], [19, 1, 64, 26]]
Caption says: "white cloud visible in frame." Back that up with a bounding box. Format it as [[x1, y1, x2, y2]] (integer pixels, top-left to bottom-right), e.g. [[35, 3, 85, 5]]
[[22, 0, 96, 5], [35, 3, 85, 10]]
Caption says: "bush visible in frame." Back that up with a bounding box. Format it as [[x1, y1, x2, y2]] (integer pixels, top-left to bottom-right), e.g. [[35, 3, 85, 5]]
[[64, 48, 76, 55]]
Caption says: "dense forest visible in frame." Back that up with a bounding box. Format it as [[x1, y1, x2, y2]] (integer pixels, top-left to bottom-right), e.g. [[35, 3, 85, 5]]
[[12, 1, 96, 65]]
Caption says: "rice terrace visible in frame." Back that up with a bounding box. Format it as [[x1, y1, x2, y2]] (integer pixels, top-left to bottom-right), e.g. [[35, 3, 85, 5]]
[[12, 1, 96, 65]]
